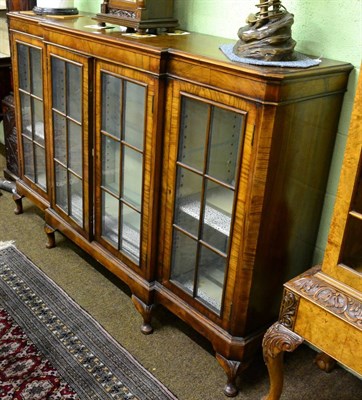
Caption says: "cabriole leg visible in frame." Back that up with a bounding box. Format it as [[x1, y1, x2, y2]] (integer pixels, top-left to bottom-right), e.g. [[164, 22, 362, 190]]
[[262, 322, 303, 400]]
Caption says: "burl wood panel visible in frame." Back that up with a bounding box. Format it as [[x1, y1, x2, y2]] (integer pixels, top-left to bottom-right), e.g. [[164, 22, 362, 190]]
[[294, 299, 362, 375]]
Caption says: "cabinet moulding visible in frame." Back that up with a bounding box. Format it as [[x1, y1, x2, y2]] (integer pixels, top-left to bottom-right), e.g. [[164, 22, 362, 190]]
[[287, 270, 362, 329]]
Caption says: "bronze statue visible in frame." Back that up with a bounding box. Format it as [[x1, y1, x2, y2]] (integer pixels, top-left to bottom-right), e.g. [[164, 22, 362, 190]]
[[233, 1, 296, 61]]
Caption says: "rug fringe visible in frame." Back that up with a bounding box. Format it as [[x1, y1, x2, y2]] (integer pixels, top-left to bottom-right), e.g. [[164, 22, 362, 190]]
[[0, 241, 16, 250]]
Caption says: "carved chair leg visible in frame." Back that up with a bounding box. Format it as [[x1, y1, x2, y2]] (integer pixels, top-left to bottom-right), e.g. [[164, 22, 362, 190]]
[[44, 224, 56, 249], [215, 353, 249, 397], [13, 192, 24, 215], [262, 322, 303, 400], [314, 352, 336, 373], [131, 294, 154, 335]]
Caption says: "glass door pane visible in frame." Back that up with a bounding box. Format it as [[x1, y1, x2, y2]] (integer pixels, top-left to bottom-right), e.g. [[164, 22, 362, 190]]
[[201, 180, 234, 254], [99, 71, 146, 265], [33, 98, 45, 146], [34, 144, 46, 190], [124, 81, 145, 149], [102, 73, 121, 138], [102, 135, 120, 195], [22, 137, 34, 180], [51, 56, 84, 228], [18, 44, 30, 91], [171, 229, 198, 295], [55, 163, 68, 212], [102, 191, 119, 247], [197, 244, 227, 311], [120, 203, 141, 262], [170, 96, 245, 314], [122, 146, 142, 209], [17, 43, 46, 191], [30, 47, 43, 98]]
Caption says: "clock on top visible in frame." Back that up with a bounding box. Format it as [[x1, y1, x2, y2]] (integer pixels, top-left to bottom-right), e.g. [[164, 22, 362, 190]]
[[96, 0, 178, 34]]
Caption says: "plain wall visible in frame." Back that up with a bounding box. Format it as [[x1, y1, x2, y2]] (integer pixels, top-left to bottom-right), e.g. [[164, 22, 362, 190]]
[[74, 0, 362, 262]]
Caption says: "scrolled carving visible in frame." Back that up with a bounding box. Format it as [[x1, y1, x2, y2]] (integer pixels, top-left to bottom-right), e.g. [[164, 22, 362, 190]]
[[291, 274, 362, 328], [262, 323, 303, 360], [278, 289, 300, 329], [262, 323, 303, 400], [109, 8, 136, 19]]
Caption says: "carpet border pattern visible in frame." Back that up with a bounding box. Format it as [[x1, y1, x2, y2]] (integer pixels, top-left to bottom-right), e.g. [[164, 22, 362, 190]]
[[0, 245, 177, 400]]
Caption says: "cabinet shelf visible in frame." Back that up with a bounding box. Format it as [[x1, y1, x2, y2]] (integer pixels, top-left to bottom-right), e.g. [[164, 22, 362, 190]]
[[179, 187, 233, 239], [349, 210, 362, 220]]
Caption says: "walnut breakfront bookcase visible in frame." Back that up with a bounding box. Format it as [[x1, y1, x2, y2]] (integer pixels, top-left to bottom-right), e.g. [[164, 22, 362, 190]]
[[8, 11, 353, 396]]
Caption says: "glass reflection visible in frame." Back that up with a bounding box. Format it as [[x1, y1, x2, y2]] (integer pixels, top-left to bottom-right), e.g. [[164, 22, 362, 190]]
[[102, 135, 120, 195], [67, 63, 82, 122], [52, 57, 66, 114], [122, 146, 142, 210], [102, 73, 121, 138], [101, 191, 119, 247], [178, 97, 208, 171], [196, 245, 226, 312], [55, 162, 68, 212], [123, 81, 145, 150], [30, 47, 42, 98], [22, 137, 34, 180], [174, 167, 202, 237], [207, 107, 242, 186], [68, 120, 82, 176], [170, 229, 198, 294], [20, 93, 32, 138], [53, 112, 67, 164], [120, 203, 141, 263], [34, 145, 46, 189], [17, 44, 30, 92], [32, 98, 44, 146], [69, 173, 83, 224]]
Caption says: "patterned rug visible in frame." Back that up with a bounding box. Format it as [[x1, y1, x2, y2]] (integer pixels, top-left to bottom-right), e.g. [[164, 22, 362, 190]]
[[0, 243, 177, 400]]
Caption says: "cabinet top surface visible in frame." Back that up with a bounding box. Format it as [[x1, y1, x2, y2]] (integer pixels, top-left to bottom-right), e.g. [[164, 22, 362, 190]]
[[8, 11, 352, 80]]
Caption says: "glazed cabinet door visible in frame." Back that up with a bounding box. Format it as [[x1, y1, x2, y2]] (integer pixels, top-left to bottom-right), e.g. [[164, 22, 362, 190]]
[[322, 78, 362, 292], [159, 80, 256, 325], [94, 61, 161, 276], [12, 33, 49, 202], [47, 45, 93, 239]]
